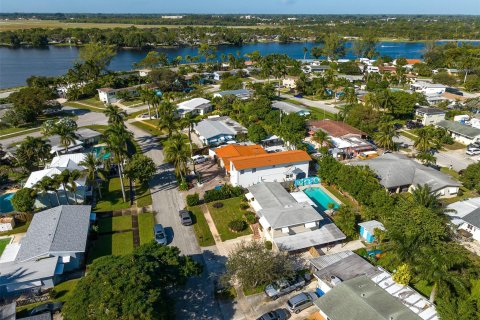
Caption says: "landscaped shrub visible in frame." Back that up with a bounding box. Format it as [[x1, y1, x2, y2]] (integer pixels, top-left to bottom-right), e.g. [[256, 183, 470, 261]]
[[239, 202, 250, 210], [203, 184, 244, 203], [265, 241, 273, 250], [186, 193, 200, 206], [228, 220, 247, 232], [213, 202, 224, 209], [178, 180, 189, 191], [244, 212, 256, 224]]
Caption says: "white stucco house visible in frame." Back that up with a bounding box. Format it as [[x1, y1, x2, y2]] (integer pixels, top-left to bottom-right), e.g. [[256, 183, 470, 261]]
[[415, 107, 446, 126], [411, 81, 447, 95], [436, 120, 480, 145], [176, 98, 212, 117], [446, 198, 480, 242], [229, 150, 311, 187], [246, 182, 345, 252]]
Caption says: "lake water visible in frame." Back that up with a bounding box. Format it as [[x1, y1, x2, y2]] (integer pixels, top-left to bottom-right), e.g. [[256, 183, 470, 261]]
[[0, 41, 478, 89]]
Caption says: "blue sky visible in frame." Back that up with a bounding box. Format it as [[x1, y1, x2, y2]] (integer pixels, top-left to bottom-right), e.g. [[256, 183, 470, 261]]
[[1, 0, 479, 15]]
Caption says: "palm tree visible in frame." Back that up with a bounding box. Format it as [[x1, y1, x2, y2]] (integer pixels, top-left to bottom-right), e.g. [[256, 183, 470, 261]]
[[80, 153, 107, 199], [180, 113, 200, 172], [103, 124, 133, 202], [157, 112, 178, 138], [103, 104, 127, 126], [55, 124, 78, 153], [312, 130, 332, 148], [164, 134, 189, 181], [416, 151, 437, 167], [374, 124, 399, 151], [54, 170, 72, 205], [302, 46, 308, 60], [66, 170, 83, 204], [34, 176, 55, 208], [414, 128, 434, 152], [411, 184, 440, 209], [139, 87, 153, 119]]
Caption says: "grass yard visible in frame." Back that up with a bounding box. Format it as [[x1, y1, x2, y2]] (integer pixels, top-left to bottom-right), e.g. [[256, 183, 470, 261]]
[[121, 99, 144, 107], [440, 167, 461, 180], [63, 101, 105, 113], [243, 284, 267, 296], [127, 109, 149, 119], [443, 141, 466, 150], [207, 197, 252, 241], [399, 130, 417, 141], [94, 177, 131, 212], [189, 205, 216, 247], [81, 124, 109, 133], [138, 212, 155, 245], [88, 231, 134, 263], [413, 280, 433, 298], [0, 237, 11, 256], [135, 183, 153, 207], [97, 216, 132, 233], [80, 97, 107, 108], [131, 120, 165, 137], [307, 106, 336, 120], [0, 125, 40, 137], [16, 279, 80, 316], [323, 184, 358, 208]]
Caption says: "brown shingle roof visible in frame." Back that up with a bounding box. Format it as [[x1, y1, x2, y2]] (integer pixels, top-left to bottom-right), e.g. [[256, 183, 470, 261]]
[[308, 119, 367, 138]]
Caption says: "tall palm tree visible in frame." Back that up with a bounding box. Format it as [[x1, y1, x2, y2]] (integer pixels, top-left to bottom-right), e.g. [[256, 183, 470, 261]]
[[302, 46, 308, 60], [164, 134, 189, 181], [80, 153, 107, 199], [312, 130, 332, 148], [103, 124, 133, 202], [54, 170, 72, 205], [374, 124, 399, 151], [34, 176, 55, 208], [180, 113, 200, 172], [55, 124, 78, 153], [157, 112, 178, 138], [103, 104, 127, 126], [139, 87, 153, 120], [414, 128, 434, 152], [66, 170, 83, 204]]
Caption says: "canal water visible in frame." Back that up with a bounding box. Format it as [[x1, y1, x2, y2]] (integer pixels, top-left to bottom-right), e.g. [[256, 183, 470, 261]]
[[0, 41, 478, 89]]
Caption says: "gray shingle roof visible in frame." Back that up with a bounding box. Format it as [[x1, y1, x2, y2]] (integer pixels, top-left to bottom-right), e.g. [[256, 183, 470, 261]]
[[0, 257, 59, 287], [310, 251, 380, 283], [463, 208, 480, 229], [314, 276, 422, 320], [260, 202, 323, 229], [194, 116, 246, 140], [271, 101, 309, 115], [350, 154, 461, 192], [15, 205, 91, 262], [248, 182, 298, 209], [415, 107, 446, 115], [75, 128, 102, 140], [436, 120, 480, 139]]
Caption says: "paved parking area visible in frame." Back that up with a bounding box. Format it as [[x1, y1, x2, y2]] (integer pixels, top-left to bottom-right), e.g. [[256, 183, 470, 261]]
[[435, 148, 478, 171]]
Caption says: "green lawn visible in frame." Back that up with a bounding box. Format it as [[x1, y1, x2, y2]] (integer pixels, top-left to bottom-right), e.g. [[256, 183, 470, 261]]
[[97, 216, 132, 233], [138, 212, 154, 245], [207, 197, 252, 241], [189, 205, 216, 247], [323, 184, 358, 208], [443, 141, 466, 150], [127, 109, 148, 119], [94, 177, 131, 212], [135, 183, 153, 207], [0, 125, 40, 137], [80, 97, 107, 108], [243, 284, 267, 296], [88, 231, 134, 263], [0, 221, 31, 236], [63, 101, 105, 113], [131, 120, 165, 137], [0, 238, 11, 256], [16, 279, 80, 316], [413, 280, 432, 298], [399, 130, 417, 141], [121, 99, 144, 107], [306, 106, 336, 120], [81, 124, 109, 133], [440, 167, 461, 180]]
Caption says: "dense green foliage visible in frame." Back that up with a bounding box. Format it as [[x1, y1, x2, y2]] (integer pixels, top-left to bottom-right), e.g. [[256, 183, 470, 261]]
[[124, 154, 157, 184], [62, 243, 201, 320], [11, 188, 36, 213], [461, 162, 480, 193], [186, 193, 200, 207], [203, 184, 244, 203]]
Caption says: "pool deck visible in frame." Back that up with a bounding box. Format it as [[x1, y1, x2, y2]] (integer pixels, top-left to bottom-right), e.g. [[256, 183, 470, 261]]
[[298, 183, 343, 206]]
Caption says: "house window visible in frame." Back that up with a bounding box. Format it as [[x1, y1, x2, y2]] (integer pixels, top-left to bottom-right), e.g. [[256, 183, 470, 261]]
[[240, 170, 244, 174], [252, 168, 256, 173], [467, 224, 474, 230]]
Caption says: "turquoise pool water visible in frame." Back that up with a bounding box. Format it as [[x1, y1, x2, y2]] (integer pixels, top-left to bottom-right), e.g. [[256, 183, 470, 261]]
[[92, 146, 111, 160], [303, 187, 339, 211], [0, 193, 15, 214]]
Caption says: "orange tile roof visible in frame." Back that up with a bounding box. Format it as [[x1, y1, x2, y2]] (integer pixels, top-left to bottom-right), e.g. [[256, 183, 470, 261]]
[[215, 145, 267, 172], [406, 59, 422, 65], [230, 150, 311, 171]]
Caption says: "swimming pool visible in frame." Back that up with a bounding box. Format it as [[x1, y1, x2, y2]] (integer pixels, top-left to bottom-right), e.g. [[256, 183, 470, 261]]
[[0, 193, 15, 214], [92, 146, 111, 160], [303, 187, 339, 211]]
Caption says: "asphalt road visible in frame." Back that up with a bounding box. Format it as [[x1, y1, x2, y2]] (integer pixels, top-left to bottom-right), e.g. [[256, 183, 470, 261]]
[[127, 122, 224, 320], [279, 93, 340, 114]]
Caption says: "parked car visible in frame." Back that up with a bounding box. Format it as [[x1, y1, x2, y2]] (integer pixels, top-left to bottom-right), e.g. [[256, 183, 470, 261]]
[[406, 120, 423, 129], [286, 292, 318, 314], [466, 148, 480, 156], [179, 210, 193, 226], [257, 308, 291, 320], [393, 123, 403, 130], [467, 142, 480, 149], [154, 224, 167, 245], [294, 93, 303, 98], [30, 302, 64, 316], [191, 155, 208, 164], [265, 275, 306, 300]]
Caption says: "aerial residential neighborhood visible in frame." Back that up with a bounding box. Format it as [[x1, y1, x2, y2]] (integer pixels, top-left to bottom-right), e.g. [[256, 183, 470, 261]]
[[0, 2, 480, 320]]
